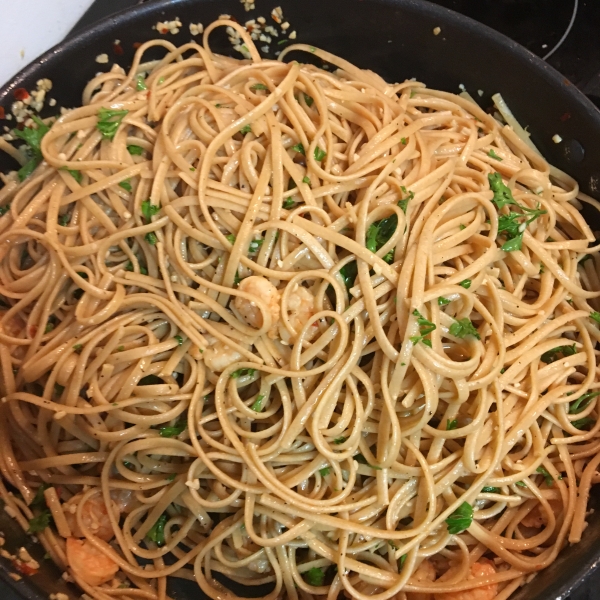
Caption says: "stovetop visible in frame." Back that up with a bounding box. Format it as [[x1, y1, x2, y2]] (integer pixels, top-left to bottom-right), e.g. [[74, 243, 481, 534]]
[[0, 3, 583, 600]]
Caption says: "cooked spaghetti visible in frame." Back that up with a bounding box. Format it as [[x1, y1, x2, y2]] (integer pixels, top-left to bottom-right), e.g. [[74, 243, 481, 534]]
[[1, 18, 600, 600]]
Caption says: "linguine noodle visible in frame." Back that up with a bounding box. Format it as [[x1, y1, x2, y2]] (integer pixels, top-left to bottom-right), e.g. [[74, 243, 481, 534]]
[[1, 18, 600, 600]]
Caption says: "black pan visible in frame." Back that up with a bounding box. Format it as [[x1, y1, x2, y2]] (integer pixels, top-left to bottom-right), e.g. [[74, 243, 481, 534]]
[[1, 1, 600, 598]]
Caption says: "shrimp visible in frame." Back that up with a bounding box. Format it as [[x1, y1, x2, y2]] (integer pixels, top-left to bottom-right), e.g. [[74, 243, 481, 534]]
[[279, 285, 318, 343], [233, 276, 281, 337], [433, 561, 498, 600], [64, 493, 119, 542], [521, 499, 561, 528], [407, 559, 436, 600], [203, 340, 244, 372], [66, 537, 119, 587]]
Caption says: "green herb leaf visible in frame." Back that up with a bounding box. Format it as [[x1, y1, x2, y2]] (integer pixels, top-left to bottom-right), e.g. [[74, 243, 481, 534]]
[[459, 279, 471, 289], [401, 137, 407, 145], [501, 235, 523, 252], [127, 144, 144, 155], [251, 83, 269, 90], [136, 75, 147, 91], [366, 214, 398, 256], [251, 394, 265, 412], [354, 453, 382, 470], [438, 297, 451, 306], [333, 436, 347, 445], [340, 261, 357, 292], [96, 108, 128, 141], [32, 483, 50, 507], [445, 502, 473, 535], [399, 554, 407, 568], [481, 486, 500, 494], [488, 149, 502, 161], [141, 199, 160, 221], [449, 318, 480, 340], [145, 232, 157, 245], [249, 238, 264, 253], [282, 198, 295, 209], [536, 466, 555, 487], [591, 312, 600, 325], [571, 417, 596, 430], [540, 344, 577, 364], [304, 567, 325, 586], [59, 166, 82, 183], [13, 116, 49, 181], [231, 368, 256, 379], [569, 391, 600, 414], [159, 420, 186, 438], [488, 173, 519, 209], [226, 234, 236, 244], [446, 419, 458, 430], [28, 509, 52, 533], [119, 179, 132, 192], [412, 309, 436, 346], [73, 344, 83, 353], [303, 93, 314, 107], [146, 514, 167, 546], [58, 213, 71, 226], [291, 143, 305, 155], [319, 467, 330, 476], [302, 176, 311, 184], [0, 204, 10, 216], [459, 224, 466, 230], [515, 481, 527, 488], [240, 124, 252, 135], [174, 335, 183, 346], [314, 146, 327, 161]]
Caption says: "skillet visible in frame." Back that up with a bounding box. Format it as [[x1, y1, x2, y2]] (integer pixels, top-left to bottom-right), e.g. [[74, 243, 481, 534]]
[[1, 1, 600, 598]]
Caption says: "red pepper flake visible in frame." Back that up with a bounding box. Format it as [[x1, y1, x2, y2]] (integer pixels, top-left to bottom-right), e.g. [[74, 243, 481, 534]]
[[133, 42, 142, 49], [29, 325, 38, 337], [0, 106, 5, 119], [12, 560, 38, 577], [147, 91, 151, 99], [560, 112, 571, 122], [113, 42, 124, 56], [160, 28, 168, 34], [14, 88, 29, 101]]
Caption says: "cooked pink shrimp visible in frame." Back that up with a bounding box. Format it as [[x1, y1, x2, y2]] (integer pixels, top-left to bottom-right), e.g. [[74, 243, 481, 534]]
[[433, 561, 497, 600], [66, 537, 119, 586], [279, 285, 318, 343], [407, 559, 436, 600], [233, 276, 281, 337], [521, 499, 561, 528], [203, 340, 244, 372], [64, 493, 119, 542]]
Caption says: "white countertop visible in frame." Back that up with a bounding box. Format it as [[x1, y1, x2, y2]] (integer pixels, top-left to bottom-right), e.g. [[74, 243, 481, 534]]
[[0, 0, 96, 86]]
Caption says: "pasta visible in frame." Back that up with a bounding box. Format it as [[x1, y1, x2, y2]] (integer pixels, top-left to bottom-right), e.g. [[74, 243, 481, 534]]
[[1, 17, 600, 600]]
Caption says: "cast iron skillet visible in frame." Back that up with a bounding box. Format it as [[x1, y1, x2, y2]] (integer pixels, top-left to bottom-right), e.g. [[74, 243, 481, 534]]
[[1, 0, 600, 598]]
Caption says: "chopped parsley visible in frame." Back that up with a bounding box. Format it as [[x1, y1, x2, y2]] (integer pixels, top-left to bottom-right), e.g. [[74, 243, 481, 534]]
[[159, 419, 186, 438], [446, 419, 458, 430], [141, 199, 160, 221], [304, 567, 325, 586], [250, 83, 269, 91], [96, 108, 128, 141], [590, 311, 600, 325], [119, 179, 132, 192], [291, 143, 305, 155], [488, 149, 502, 161], [127, 144, 144, 155], [569, 391, 600, 414], [73, 344, 83, 353], [445, 502, 473, 535], [515, 481, 527, 488], [136, 75, 147, 91], [333, 436, 347, 445], [410, 309, 436, 347], [302, 176, 311, 184], [536, 466, 558, 487], [145, 232, 158, 245], [251, 394, 265, 412], [303, 93, 314, 106], [28, 510, 52, 533], [319, 467, 330, 476], [340, 261, 358, 292], [231, 368, 256, 379], [459, 279, 471, 289], [488, 172, 520, 209], [449, 318, 480, 340], [59, 166, 82, 183], [540, 344, 577, 364], [366, 214, 398, 262], [226, 234, 236, 244], [240, 124, 252, 135], [174, 335, 183, 345], [249, 238, 263, 253], [146, 514, 168, 546], [481, 486, 500, 494], [32, 483, 50, 507], [282, 198, 295, 209], [354, 453, 382, 470], [0, 204, 10, 216], [13, 115, 49, 181], [58, 213, 71, 226], [314, 146, 327, 161], [572, 416, 596, 430], [438, 297, 451, 306]]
